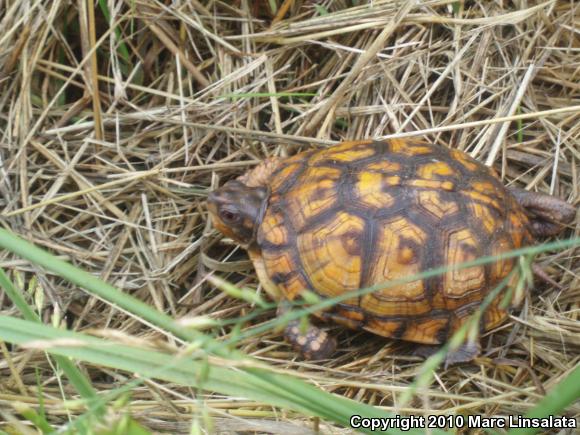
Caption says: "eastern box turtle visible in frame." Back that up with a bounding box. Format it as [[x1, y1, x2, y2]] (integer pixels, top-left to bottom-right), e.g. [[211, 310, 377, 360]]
[[208, 139, 576, 365]]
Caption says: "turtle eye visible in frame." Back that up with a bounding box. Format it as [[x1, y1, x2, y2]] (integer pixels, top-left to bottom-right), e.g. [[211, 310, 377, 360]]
[[220, 208, 240, 223]]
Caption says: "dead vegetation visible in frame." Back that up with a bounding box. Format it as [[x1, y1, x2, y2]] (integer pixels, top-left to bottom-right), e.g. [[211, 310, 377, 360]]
[[0, 0, 579, 433]]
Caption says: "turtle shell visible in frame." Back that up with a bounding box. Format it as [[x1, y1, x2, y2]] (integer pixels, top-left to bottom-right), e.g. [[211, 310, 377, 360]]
[[256, 139, 533, 345]]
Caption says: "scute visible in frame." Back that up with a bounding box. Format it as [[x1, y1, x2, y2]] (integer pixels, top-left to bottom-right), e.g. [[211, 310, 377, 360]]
[[259, 208, 289, 247], [389, 138, 434, 156], [297, 211, 364, 306], [417, 190, 459, 220], [283, 166, 341, 231], [468, 201, 497, 234], [353, 172, 396, 209], [402, 316, 450, 344], [269, 163, 303, 194], [259, 139, 533, 344], [362, 216, 429, 317], [417, 161, 455, 179], [443, 228, 485, 298], [310, 141, 375, 164], [260, 247, 307, 300]]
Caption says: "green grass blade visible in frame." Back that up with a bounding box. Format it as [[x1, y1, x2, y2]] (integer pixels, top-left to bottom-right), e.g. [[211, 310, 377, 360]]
[[0, 228, 223, 355], [97, 0, 131, 69], [0, 228, 448, 433], [0, 315, 443, 435], [0, 268, 41, 322], [0, 267, 98, 403], [12, 402, 55, 434], [1, 228, 576, 433]]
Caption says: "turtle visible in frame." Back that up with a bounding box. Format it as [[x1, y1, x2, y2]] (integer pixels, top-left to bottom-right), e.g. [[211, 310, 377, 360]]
[[207, 139, 576, 365]]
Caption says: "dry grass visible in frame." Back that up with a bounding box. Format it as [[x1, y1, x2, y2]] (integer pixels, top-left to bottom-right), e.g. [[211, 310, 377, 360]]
[[0, 0, 579, 433]]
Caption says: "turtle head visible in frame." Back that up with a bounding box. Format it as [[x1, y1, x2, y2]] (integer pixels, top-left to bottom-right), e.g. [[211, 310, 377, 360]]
[[207, 180, 269, 246]]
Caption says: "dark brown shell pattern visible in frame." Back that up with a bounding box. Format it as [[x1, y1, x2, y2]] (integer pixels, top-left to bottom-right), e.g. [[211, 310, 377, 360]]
[[257, 139, 533, 344]]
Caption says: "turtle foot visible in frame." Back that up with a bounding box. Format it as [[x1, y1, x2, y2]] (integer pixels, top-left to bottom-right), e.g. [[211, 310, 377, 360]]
[[284, 320, 337, 360], [413, 341, 481, 368]]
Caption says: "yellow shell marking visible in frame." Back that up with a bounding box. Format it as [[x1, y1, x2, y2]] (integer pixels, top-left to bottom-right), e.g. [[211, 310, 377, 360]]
[[362, 217, 432, 316], [418, 162, 455, 179], [260, 211, 289, 246], [389, 138, 433, 156], [406, 179, 455, 190], [417, 190, 459, 219], [444, 229, 485, 297], [297, 211, 363, 304], [450, 149, 479, 171], [285, 166, 341, 230], [354, 172, 395, 208], [269, 163, 301, 192], [365, 161, 402, 173], [468, 202, 496, 234], [402, 317, 449, 344]]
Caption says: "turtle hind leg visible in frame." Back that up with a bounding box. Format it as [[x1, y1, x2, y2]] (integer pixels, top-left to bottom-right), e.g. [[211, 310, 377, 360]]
[[413, 341, 481, 367], [412, 344, 440, 359], [284, 319, 337, 360], [508, 187, 576, 237], [443, 341, 481, 368]]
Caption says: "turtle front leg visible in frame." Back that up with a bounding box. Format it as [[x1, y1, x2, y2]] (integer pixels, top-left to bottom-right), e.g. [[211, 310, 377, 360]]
[[508, 187, 576, 237], [277, 303, 337, 360]]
